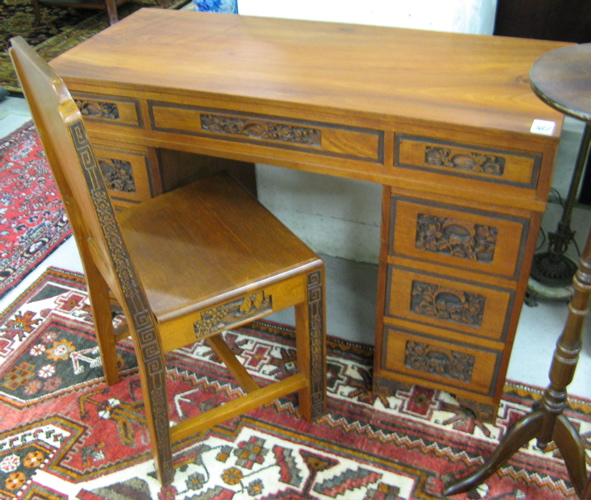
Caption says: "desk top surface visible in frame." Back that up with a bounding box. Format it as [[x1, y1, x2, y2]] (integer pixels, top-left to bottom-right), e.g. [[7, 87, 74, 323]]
[[50, 9, 567, 138]]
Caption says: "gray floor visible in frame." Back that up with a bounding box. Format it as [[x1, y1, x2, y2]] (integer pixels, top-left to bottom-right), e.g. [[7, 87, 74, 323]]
[[2, 95, 590, 401]]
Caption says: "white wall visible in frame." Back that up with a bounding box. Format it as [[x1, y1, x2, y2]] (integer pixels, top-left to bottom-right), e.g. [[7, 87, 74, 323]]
[[239, 0, 497, 34], [239, 0, 498, 263]]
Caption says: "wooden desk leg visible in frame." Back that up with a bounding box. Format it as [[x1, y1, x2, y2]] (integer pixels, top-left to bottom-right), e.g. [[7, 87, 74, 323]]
[[104, 0, 119, 25], [31, 0, 41, 24], [444, 224, 591, 498]]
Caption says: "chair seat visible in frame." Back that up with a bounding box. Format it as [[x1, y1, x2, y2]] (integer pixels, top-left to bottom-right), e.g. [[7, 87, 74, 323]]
[[119, 173, 321, 324]]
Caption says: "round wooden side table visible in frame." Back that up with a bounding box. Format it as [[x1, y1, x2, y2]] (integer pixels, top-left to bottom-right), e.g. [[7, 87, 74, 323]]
[[443, 43, 591, 498], [529, 43, 591, 288]]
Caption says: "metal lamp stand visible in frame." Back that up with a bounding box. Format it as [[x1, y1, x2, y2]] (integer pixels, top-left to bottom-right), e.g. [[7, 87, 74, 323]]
[[530, 124, 591, 289]]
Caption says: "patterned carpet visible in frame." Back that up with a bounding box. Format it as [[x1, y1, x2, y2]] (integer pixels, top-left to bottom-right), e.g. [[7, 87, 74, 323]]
[[0, 0, 188, 92], [0, 267, 589, 499], [0, 122, 71, 298]]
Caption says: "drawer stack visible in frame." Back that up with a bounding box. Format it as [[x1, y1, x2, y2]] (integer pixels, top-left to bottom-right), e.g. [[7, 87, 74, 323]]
[[373, 135, 543, 422], [72, 93, 156, 208]]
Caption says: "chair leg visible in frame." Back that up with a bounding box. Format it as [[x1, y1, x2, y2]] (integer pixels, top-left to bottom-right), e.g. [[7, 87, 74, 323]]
[[135, 351, 174, 485], [123, 299, 174, 485], [85, 262, 120, 386], [294, 267, 327, 421]]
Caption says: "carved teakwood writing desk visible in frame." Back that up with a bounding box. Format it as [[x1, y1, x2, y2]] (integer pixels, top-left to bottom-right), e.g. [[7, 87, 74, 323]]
[[50, 9, 569, 421]]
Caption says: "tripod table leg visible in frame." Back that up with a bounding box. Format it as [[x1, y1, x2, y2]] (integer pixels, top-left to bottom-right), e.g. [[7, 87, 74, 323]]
[[552, 413, 587, 497], [443, 411, 544, 496]]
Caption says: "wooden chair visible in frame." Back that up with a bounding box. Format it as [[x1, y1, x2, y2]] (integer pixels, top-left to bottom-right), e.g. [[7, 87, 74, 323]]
[[9, 36, 327, 486]]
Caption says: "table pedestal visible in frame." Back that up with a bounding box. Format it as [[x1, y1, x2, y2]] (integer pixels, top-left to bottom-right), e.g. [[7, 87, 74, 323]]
[[445, 224, 591, 497]]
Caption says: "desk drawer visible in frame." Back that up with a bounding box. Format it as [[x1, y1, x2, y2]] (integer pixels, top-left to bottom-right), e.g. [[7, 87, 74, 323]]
[[389, 197, 529, 279], [385, 265, 514, 342], [72, 93, 141, 128], [396, 135, 541, 189], [149, 102, 383, 162], [383, 325, 501, 397], [93, 145, 154, 204]]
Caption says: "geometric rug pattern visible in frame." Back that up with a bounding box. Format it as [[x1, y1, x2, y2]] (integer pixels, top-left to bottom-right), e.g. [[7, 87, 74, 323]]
[[0, 267, 589, 499], [0, 122, 71, 298]]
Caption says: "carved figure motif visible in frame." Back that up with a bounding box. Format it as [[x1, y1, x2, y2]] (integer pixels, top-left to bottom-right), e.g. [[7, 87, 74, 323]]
[[98, 158, 136, 193], [75, 99, 120, 120], [425, 146, 505, 176], [410, 280, 485, 326], [201, 114, 321, 146], [405, 340, 474, 383], [194, 291, 272, 339], [415, 214, 497, 263]]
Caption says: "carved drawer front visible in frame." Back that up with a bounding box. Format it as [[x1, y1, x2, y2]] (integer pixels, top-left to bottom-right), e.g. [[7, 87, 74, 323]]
[[386, 266, 514, 342], [72, 93, 141, 127], [93, 145, 153, 204], [389, 197, 529, 279], [396, 135, 540, 188], [149, 102, 383, 162], [193, 290, 273, 340], [383, 326, 501, 397]]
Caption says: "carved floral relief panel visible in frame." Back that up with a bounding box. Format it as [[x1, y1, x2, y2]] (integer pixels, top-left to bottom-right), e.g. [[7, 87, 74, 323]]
[[395, 135, 540, 188], [201, 114, 322, 146], [98, 158, 136, 193], [410, 280, 485, 327], [75, 99, 120, 120], [424, 146, 505, 176], [194, 291, 272, 339], [404, 340, 474, 383], [415, 214, 498, 263]]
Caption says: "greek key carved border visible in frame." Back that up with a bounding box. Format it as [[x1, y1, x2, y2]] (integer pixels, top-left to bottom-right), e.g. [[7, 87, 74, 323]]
[[69, 119, 173, 484], [307, 270, 326, 419]]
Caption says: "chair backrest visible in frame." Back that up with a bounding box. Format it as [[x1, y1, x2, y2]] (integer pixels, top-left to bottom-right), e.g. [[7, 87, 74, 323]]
[[9, 37, 120, 297], [9, 35, 158, 318], [9, 36, 174, 483]]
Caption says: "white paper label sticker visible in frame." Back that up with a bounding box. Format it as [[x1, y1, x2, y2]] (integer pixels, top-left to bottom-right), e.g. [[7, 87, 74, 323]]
[[531, 119, 556, 136]]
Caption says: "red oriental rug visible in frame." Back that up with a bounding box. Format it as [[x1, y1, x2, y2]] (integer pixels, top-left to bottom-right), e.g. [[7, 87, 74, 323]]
[[0, 267, 589, 499], [0, 121, 71, 298]]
